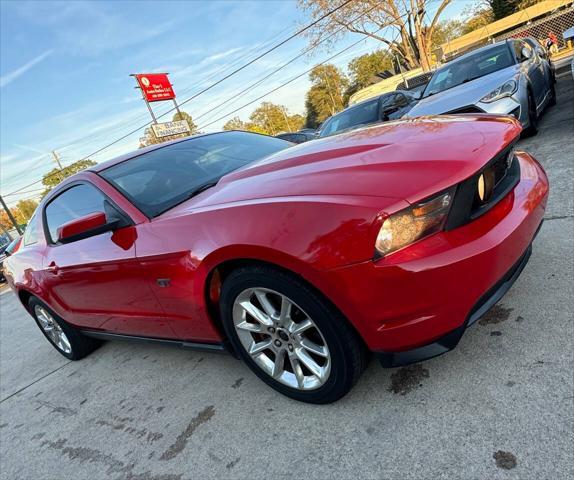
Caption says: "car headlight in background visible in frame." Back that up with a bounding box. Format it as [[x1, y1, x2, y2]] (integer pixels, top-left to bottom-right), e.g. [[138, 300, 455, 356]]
[[480, 78, 518, 103], [375, 189, 454, 257]]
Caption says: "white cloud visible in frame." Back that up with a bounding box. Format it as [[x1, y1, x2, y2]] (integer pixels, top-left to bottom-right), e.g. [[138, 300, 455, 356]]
[[202, 47, 244, 64], [0, 50, 54, 88]]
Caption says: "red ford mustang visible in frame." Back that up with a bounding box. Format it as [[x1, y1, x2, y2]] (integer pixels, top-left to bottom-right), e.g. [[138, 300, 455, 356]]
[[4, 116, 548, 403]]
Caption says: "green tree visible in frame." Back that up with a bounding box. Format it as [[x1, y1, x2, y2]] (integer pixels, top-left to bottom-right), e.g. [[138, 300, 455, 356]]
[[223, 104, 304, 135], [248, 103, 305, 135], [461, 0, 542, 34], [432, 19, 465, 49], [487, 0, 543, 20], [346, 50, 393, 100], [460, 5, 493, 35], [223, 117, 267, 134], [42, 159, 97, 197], [172, 110, 198, 132], [304, 98, 321, 129], [0, 210, 17, 232], [223, 117, 250, 131], [488, 0, 521, 20], [139, 110, 198, 148], [305, 64, 349, 126], [297, 0, 453, 71], [14, 199, 38, 224]]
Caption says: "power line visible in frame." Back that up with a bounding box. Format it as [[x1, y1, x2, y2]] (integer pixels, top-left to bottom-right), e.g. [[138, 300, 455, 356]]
[[3, 0, 356, 198], [3, 187, 45, 198], [38, 1, 354, 154], [40, 24, 300, 156], [195, 30, 383, 132], [6, 1, 424, 204], [194, 2, 382, 126], [166, 0, 356, 111]]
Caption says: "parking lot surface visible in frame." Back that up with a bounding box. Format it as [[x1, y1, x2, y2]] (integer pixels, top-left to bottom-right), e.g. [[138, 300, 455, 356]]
[[1, 74, 573, 480]]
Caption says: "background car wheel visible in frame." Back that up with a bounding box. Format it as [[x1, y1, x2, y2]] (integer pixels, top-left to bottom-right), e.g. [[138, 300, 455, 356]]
[[219, 265, 367, 404], [28, 297, 101, 360], [549, 80, 557, 106], [524, 90, 539, 137]]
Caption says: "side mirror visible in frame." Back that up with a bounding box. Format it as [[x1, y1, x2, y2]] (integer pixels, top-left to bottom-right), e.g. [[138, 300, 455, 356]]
[[57, 212, 117, 244], [521, 47, 533, 61], [412, 91, 423, 100], [382, 106, 399, 116]]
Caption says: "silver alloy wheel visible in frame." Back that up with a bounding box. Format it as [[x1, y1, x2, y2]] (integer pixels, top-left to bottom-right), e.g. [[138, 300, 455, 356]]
[[232, 287, 331, 390], [34, 305, 72, 354]]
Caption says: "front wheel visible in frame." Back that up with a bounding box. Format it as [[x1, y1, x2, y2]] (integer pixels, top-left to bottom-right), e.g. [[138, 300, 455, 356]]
[[219, 265, 367, 403], [548, 79, 557, 106], [523, 90, 539, 137]]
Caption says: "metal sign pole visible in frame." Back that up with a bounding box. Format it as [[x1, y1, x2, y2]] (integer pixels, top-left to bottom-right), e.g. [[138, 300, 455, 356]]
[[130, 74, 158, 124], [172, 98, 182, 117], [142, 91, 158, 124]]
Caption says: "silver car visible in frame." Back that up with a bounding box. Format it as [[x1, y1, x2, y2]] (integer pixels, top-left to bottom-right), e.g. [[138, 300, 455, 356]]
[[407, 39, 555, 135]]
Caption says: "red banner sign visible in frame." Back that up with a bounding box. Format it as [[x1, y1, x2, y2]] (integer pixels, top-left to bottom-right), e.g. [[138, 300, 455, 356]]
[[135, 73, 175, 102]]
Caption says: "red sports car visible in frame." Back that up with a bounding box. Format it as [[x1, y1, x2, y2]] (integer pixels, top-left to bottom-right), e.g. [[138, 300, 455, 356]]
[[4, 117, 548, 403]]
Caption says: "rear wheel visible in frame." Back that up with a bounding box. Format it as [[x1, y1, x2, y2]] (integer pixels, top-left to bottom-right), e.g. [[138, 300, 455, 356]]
[[28, 297, 101, 360], [219, 265, 367, 403], [524, 90, 539, 137]]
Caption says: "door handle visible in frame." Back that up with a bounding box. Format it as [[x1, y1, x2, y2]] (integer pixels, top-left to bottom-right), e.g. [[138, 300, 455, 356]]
[[47, 262, 59, 273]]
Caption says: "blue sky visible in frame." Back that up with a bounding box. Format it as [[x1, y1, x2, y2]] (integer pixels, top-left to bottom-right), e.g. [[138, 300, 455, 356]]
[[0, 0, 471, 207]]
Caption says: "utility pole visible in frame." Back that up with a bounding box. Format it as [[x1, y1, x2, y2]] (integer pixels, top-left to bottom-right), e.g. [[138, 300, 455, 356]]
[[0, 195, 23, 236], [51, 150, 63, 170], [280, 106, 293, 132]]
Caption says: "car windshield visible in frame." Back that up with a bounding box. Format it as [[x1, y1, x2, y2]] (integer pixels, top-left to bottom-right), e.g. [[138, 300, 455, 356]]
[[319, 99, 379, 137], [423, 43, 515, 98], [100, 131, 290, 217]]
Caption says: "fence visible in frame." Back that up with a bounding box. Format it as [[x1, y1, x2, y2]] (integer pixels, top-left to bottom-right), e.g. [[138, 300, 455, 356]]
[[496, 6, 574, 51]]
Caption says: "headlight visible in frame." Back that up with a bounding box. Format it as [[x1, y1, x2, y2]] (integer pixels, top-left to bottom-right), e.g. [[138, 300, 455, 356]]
[[480, 79, 518, 103], [375, 189, 454, 257]]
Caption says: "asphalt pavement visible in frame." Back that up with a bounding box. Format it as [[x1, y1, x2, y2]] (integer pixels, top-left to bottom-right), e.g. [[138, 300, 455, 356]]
[[1, 74, 572, 480]]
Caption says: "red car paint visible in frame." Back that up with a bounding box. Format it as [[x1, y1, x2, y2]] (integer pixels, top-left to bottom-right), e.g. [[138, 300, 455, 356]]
[[4, 115, 548, 355], [57, 211, 107, 242]]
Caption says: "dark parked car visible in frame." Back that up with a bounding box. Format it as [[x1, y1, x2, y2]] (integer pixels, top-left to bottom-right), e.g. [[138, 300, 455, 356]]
[[275, 131, 316, 144], [318, 90, 418, 138], [0, 237, 21, 282]]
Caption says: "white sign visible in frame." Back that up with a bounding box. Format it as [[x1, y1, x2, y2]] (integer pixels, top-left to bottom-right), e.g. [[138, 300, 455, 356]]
[[152, 120, 191, 138]]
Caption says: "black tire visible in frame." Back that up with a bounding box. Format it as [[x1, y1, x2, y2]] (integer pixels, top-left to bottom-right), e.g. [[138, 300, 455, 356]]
[[548, 79, 557, 106], [28, 297, 101, 360], [220, 265, 367, 404], [523, 90, 539, 137]]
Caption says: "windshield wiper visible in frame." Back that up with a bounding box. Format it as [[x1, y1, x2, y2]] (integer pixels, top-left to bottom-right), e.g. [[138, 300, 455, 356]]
[[186, 180, 219, 199]]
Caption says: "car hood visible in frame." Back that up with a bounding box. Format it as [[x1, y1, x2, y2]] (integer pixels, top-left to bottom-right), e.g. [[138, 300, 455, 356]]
[[165, 115, 521, 217], [408, 65, 520, 116]]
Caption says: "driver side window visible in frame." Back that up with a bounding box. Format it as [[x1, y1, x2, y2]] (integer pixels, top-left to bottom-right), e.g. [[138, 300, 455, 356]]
[[44, 184, 108, 243]]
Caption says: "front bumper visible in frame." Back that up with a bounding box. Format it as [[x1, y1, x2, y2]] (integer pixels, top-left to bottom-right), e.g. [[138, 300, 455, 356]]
[[324, 152, 548, 364], [376, 234, 535, 367], [477, 91, 529, 126]]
